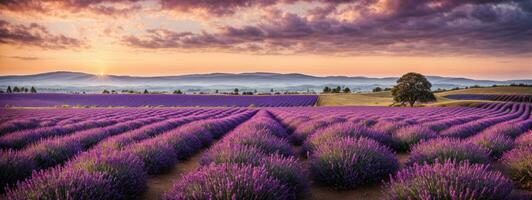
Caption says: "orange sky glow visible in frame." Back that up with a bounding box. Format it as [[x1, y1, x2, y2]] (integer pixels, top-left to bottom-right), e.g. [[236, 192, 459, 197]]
[[1, 0, 531, 80]]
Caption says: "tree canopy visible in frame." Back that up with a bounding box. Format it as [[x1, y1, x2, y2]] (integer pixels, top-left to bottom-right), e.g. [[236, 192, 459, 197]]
[[391, 72, 436, 107]]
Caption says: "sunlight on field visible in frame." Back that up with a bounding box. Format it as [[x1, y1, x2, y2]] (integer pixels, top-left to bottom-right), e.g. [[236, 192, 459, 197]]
[[318, 87, 531, 107], [317, 92, 394, 106], [438, 86, 532, 95]]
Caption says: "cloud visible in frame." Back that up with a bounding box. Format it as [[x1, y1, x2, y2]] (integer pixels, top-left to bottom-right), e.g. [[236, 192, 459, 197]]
[[4, 56, 41, 61], [2, 0, 531, 56], [0, 0, 144, 17], [123, 0, 532, 56], [0, 20, 87, 49]]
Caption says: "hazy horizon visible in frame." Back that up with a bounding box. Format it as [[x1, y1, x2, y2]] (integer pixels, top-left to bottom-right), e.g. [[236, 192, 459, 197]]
[[1, 70, 531, 81]]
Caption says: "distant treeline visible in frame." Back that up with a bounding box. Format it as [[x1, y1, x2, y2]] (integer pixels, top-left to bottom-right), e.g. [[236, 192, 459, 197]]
[[100, 88, 317, 95], [0, 86, 37, 93]]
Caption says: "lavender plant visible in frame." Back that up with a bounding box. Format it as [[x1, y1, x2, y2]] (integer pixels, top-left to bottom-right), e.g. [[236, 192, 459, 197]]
[[501, 146, 532, 190], [407, 138, 490, 165], [162, 164, 290, 200], [310, 137, 398, 189], [384, 160, 513, 200]]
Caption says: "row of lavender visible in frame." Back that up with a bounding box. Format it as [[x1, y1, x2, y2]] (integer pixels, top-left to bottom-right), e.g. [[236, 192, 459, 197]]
[[163, 110, 308, 199], [0, 93, 318, 107], [445, 94, 532, 103], [0, 108, 256, 197], [270, 102, 531, 199]]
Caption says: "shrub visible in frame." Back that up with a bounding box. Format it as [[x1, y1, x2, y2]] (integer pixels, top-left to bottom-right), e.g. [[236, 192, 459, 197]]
[[383, 160, 513, 200], [309, 137, 398, 189], [162, 164, 290, 200], [515, 130, 532, 147], [501, 146, 532, 190], [127, 141, 177, 174], [68, 150, 147, 199], [199, 144, 266, 166], [0, 150, 36, 193], [303, 123, 393, 154], [407, 138, 490, 165], [4, 167, 117, 200], [289, 117, 345, 145], [178, 124, 213, 147], [485, 122, 526, 138], [159, 131, 202, 160], [260, 155, 309, 198], [392, 125, 438, 152], [224, 130, 293, 157], [373, 120, 407, 135], [240, 116, 289, 138], [26, 139, 83, 168], [469, 132, 514, 159]]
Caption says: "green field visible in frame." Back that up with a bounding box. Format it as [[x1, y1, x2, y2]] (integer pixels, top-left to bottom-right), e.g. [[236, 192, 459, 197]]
[[317, 86, 531, 107]]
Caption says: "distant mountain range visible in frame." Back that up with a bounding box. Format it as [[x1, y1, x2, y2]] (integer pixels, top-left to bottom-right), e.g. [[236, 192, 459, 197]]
[[1, 71, 530, 93]]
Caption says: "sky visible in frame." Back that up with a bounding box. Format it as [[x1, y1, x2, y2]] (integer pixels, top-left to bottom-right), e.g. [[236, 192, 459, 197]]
[[0, 0, 531, 80]]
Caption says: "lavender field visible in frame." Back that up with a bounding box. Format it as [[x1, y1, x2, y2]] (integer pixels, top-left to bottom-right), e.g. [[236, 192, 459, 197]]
[[1, 101, 531, 200], [0, 93, 318, 107], [445, 94, 532, 103]]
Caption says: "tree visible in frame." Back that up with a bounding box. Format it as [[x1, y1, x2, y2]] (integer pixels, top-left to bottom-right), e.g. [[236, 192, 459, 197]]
[[334, 86, 341, 93], [13, 86, 20, 93], [173, 90, 183, 94], [391, 72, 436, 107], [253, 89, 257, 94], [102, 89, 110, 94], [270, 89, 274, 93], [215, 89, 219, 94], [30, 86, 37, 93], [6, 86, 12, 93], [343, 87, 351, 93], [234, 88, 239, 95], [323, 86, 331, 93], [372, 87, 383, 92]]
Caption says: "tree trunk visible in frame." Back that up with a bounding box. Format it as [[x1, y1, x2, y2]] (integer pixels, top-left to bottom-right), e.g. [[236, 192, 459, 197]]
[[409, 101, 415, 107]]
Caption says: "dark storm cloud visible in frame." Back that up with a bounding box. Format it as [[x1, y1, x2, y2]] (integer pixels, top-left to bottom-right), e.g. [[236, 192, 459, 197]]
[[0, 20, 87, 49], [123, 0, 532, 56]]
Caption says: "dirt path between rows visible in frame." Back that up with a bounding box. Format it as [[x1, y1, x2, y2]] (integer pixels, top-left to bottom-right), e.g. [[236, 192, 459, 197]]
[[141, 150, 204, 200]]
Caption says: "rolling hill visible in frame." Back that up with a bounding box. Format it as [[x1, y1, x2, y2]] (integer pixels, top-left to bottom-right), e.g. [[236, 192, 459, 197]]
[[1, 71, 530, 93]]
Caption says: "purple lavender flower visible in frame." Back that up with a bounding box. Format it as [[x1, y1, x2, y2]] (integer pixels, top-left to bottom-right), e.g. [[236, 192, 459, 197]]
[[4, 167, 118, 200], [303, 122, 393, 154], [407, 138, 491, 165], [200, 144, 266, 166], [224, 129, 294, 157], [501, 146, 532, 190], [127, 140, 178, 174], [0, 150, 36, 193], [309, 137, 398, 189], [383, 160, 513, 200], [25, 138, 83, 168], [162, 163, 290, 200], [392, 125, 438, 152], [0, 93, 318, 107], [68, 149, 147, 199], [260, 155, 309, 198], [515, 130, 532, 147], [469, 132, 514, 159]]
